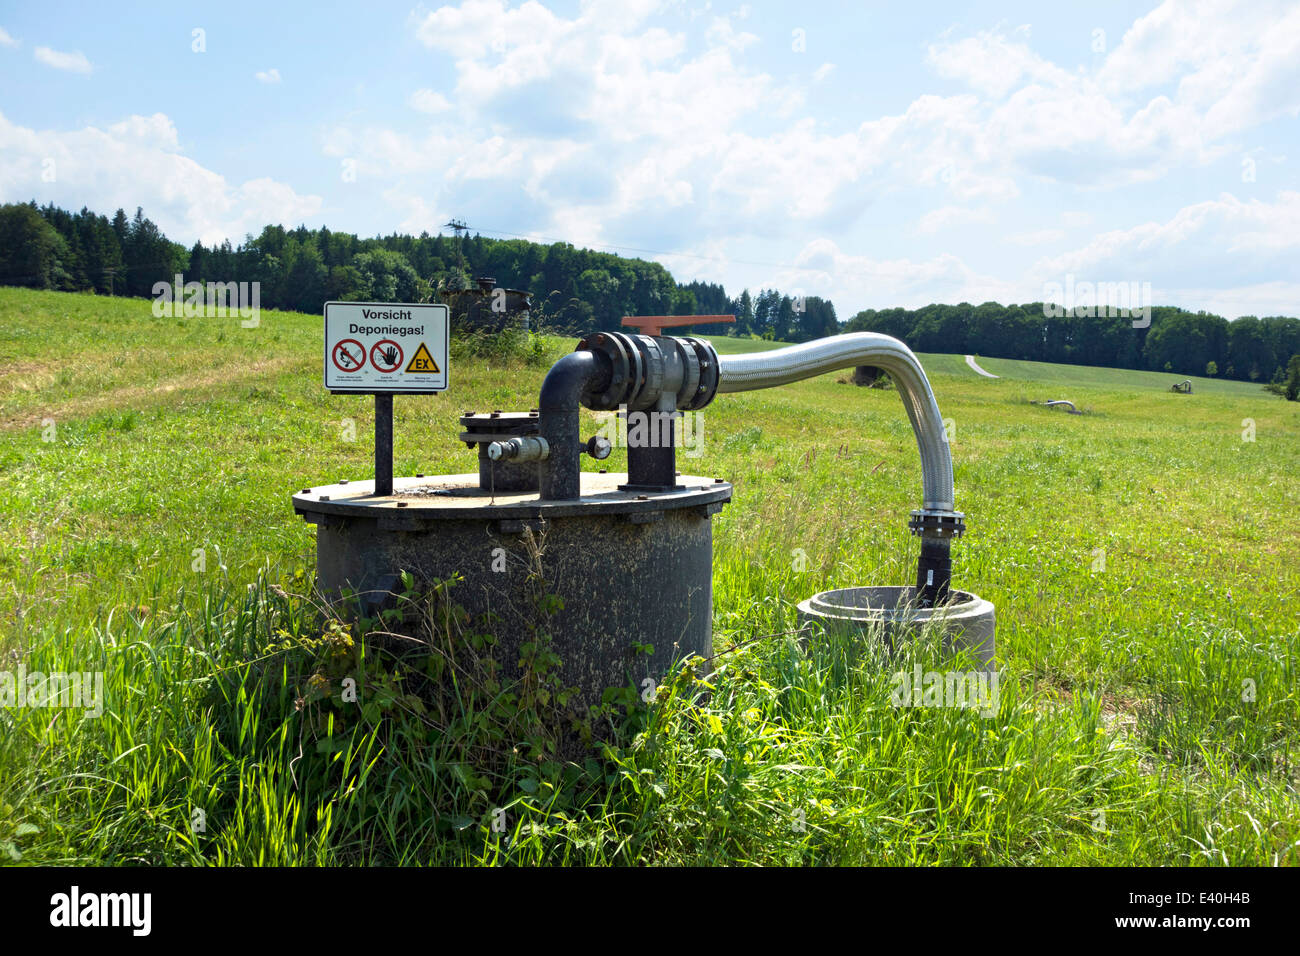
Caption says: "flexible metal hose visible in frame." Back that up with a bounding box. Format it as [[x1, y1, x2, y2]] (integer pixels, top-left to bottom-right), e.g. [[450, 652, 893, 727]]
[[715, 332, 954, 512]]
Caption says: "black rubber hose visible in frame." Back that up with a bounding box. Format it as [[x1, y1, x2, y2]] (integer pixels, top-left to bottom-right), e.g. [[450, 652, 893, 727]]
[[915, 536, 953, 607], [538, 350, 602, 500]]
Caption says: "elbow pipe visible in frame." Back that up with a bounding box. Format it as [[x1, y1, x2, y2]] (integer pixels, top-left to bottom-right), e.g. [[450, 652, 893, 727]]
[[715, 332, 962, 605], [538, 349, 604, 500], [535, 332, 963, 602], [716, 332, 954, 512]]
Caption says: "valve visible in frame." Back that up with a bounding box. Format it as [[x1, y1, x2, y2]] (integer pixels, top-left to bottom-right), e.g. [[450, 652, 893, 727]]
[[487, 435, 550, 463], [585, 435, 612, 460]]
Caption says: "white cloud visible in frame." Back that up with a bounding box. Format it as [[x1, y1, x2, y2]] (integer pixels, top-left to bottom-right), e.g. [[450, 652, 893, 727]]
[[1036, 192, 1300, 273], [0, 110, 321, 246], [108, 113, 182, 151], [781, 192, 1300, 316], [1029, 191, 1300, 315], [915, 205, 995, 235], [321, 2, 1300, 316], [380, 188, 448, 235], [1007, 228, 1066, 246], [705, 15, 757, 52], [0, 27, 18, 48], [320, 0, 820, 246], [255, 68, 281, 84], [414, 0, 572, 61], [927, 29, 1069, 99], [34, 46, 91, 74], [780, 238, 1021, 309], [915, 4, 1300, 191], [409, 88, 452, 113], [1097, 0, 1300, 138], [1177, 281, 1300, 320]]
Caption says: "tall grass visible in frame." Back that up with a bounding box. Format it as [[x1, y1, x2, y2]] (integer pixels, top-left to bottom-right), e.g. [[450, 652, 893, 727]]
[[3, 560, 1296, 865], [1, 288, 1298, 865]]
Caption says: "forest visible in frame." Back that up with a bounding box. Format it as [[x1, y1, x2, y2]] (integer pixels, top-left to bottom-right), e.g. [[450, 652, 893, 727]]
[[846, 303, 1300, 384], [2, 199, 1297, 380], [0, 200, 838, 341]]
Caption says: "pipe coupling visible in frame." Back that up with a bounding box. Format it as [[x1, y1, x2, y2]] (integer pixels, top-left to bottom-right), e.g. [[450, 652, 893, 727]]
[[908, 509, 966, 539], [575, 331, 721, 412]]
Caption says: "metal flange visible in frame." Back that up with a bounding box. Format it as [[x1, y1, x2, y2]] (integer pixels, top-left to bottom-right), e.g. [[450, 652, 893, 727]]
[[576, 331, 720, 412], [678, 336, 720, 411], [908, 509, 967, 539]]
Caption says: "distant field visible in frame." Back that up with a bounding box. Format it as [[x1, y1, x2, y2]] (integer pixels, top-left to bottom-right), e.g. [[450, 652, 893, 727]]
[[958, 354, 1270, 397], [704, 334, 1273, 397], [3, 289, 1298, 867]]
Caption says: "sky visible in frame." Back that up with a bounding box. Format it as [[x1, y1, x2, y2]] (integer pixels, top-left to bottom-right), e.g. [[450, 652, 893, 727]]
[[1, 0, 1298, 319]]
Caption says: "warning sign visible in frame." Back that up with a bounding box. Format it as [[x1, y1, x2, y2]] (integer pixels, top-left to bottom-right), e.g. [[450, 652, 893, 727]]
[[323, 301, 449, 393], [331, 339, 366, 373], [370, 339, 404, 373], [405, 342, 440, 373]]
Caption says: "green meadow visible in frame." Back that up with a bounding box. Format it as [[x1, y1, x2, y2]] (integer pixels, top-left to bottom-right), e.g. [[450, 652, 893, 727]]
[[1, 287, 1297, 865]]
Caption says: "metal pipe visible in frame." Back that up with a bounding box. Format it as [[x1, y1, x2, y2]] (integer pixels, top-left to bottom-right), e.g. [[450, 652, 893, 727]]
[[715, 332, 960, 606], [715, 332, 954, 512], [538, 350, 603, 500]]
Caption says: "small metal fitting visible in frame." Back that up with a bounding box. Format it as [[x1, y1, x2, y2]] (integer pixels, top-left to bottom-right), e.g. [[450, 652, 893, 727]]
[[487, 435, 550, 463], [585, 435, 612, 460]]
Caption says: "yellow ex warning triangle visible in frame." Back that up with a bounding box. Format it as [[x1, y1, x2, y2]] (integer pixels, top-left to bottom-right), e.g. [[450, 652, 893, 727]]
[[405, 342, 440, 373]]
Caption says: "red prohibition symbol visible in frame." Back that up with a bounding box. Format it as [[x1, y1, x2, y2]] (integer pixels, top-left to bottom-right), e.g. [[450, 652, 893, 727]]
[[331, 338, 366, 372], [370, 339, 404, 373]]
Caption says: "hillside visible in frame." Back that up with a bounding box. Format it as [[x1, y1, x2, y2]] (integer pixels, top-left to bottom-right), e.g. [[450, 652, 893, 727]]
[[954, 354, 1270, 397], [2, 288, 1298, 866]]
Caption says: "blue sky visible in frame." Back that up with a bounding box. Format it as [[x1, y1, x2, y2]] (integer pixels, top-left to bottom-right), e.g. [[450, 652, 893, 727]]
[[2, 0, 1298, 318]]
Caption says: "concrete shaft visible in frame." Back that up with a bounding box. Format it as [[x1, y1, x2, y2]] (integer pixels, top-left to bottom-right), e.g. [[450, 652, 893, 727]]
[[796, 585, 995, 671], [297, 473, 731, 712]]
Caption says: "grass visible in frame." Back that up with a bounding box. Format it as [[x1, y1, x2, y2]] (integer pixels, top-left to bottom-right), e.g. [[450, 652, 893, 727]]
[[1, 287, 1298, 866], [955, 353, 1268, 397]]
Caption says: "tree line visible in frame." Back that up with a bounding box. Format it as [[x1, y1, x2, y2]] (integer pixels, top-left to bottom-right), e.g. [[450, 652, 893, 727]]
[[847, 302, 1300, 384], [4, 199, 1295, 380], [0, 200, 835, 341], [0, 202, 186, 297]]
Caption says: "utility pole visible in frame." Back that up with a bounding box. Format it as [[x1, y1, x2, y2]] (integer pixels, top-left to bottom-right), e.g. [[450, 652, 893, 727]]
[[444, 219, 468, 290]]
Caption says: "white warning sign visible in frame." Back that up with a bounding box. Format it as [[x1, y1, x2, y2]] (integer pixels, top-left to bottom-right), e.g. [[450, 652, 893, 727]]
[[324, 301, 449, 393]]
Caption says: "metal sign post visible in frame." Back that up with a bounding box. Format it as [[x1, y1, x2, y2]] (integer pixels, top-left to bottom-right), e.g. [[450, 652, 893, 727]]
[[324, 301, 450, 496], [374, 393, 393, 496]]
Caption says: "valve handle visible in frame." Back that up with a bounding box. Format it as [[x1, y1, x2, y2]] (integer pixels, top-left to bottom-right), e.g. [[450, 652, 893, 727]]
[[620, 315, 734, 337]]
